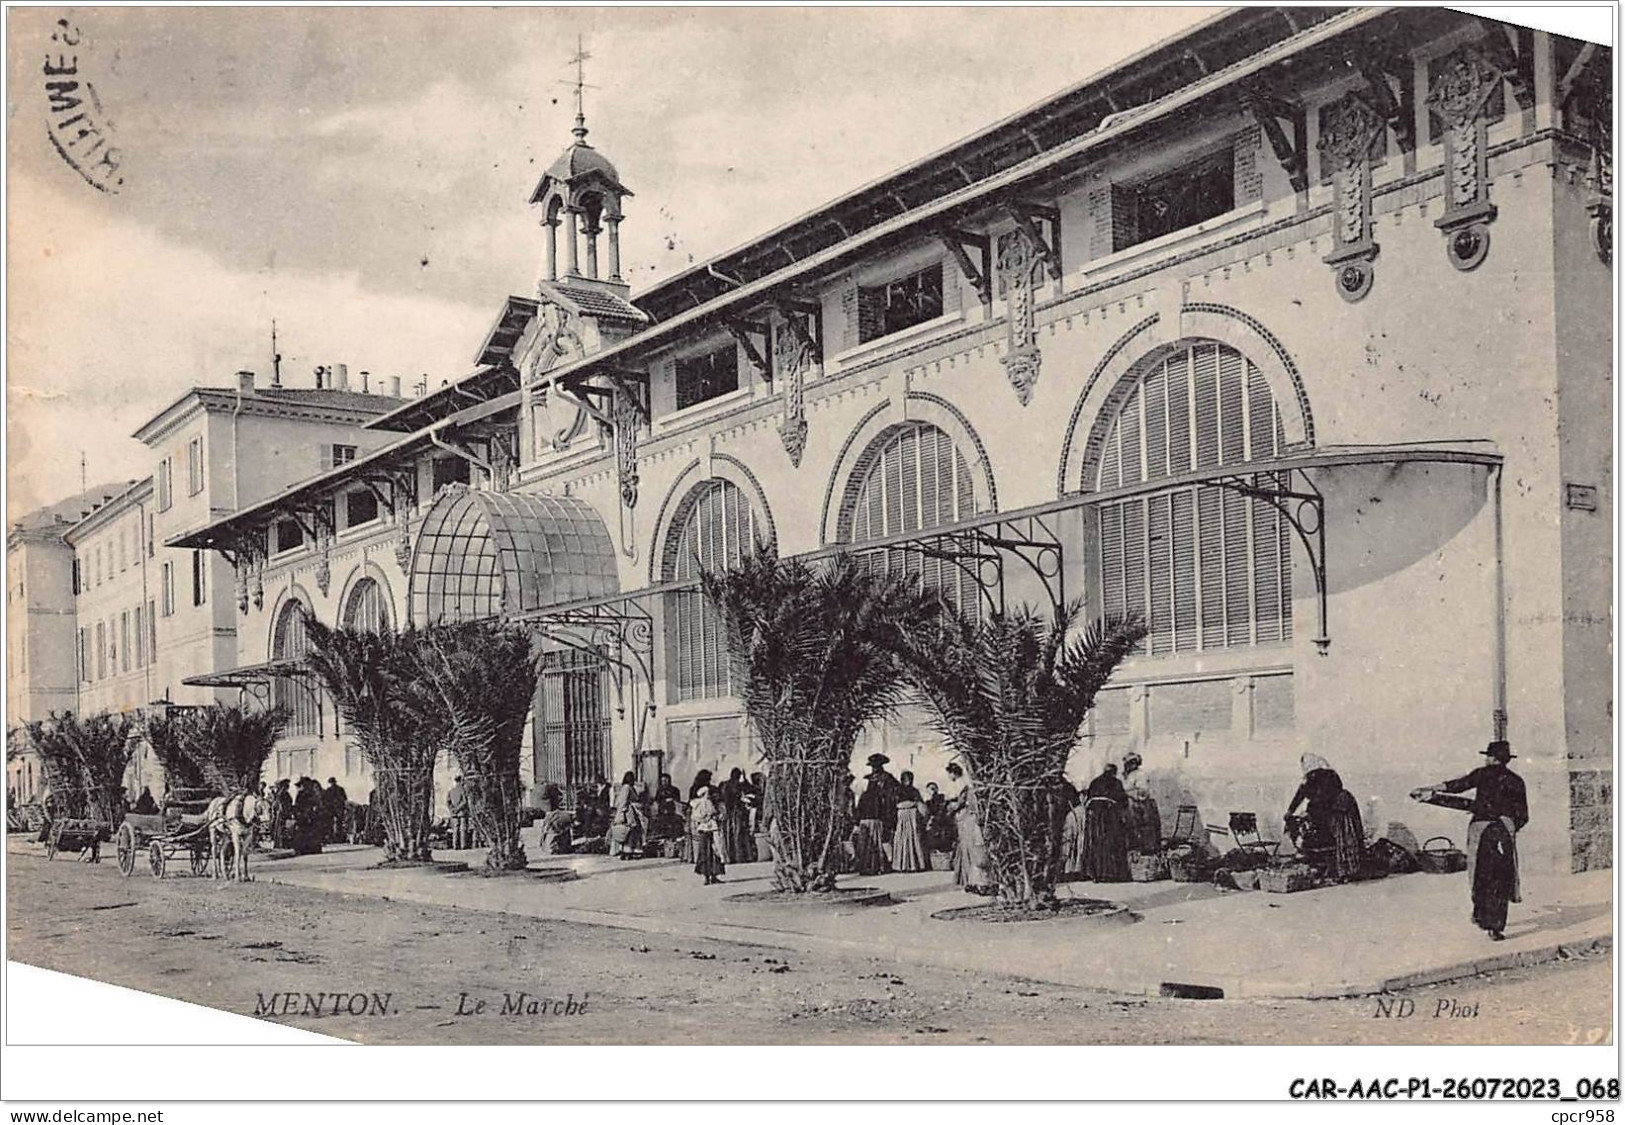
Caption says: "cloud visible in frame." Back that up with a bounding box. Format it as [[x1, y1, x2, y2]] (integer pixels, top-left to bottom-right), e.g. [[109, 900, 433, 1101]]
[[7, 169, 492, 515]]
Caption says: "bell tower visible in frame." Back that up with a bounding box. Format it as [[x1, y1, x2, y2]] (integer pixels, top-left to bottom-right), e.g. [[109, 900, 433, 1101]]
[[530, 38, 633, 292]]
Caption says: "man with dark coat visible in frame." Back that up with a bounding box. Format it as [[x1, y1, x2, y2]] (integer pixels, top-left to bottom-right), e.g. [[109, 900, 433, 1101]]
[[1413, 740, 1529, 940], [321, 777, 349, 844]]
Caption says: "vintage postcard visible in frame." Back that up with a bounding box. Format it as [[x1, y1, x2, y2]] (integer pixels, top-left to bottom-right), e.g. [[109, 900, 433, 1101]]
[[3, 2, 1617, 1102]]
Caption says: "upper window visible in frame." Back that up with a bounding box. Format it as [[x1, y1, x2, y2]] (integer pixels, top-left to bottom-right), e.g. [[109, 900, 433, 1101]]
[[858, 262, 944, 344], [157, 458, 173, 512], [191, 550, 207, 607], [344, 488, 380, 529], [674, 345, 740, 412], [146, 514, 155, 558], [844, 422, 982, 614], [332, 444, 358, 467], [664, 480, 764, 702], [1093, 341, 1292, 656], [342, 577, 391, 634], [1112, 148, 1235, 253], [160, 561, 175, 617], [186, 436, 204, 496], [273, 519, 305, 555], [431, 457, 471, 493]]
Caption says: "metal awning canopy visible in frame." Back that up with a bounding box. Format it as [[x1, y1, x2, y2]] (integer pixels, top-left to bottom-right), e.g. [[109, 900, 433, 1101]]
[[183, 658, 311, 688]]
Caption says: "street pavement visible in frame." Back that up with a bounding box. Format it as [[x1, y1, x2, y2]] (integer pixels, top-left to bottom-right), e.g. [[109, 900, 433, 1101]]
[[169, 831, 1615, 1000]]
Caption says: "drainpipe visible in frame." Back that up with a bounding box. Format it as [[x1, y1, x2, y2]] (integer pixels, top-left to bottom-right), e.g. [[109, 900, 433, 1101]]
[[1490, 462, 1508, 741]]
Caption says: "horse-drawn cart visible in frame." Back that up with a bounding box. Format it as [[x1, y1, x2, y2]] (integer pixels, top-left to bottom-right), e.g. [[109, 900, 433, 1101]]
[[47, 817, 111, 861], [115, 787, 221, 879]]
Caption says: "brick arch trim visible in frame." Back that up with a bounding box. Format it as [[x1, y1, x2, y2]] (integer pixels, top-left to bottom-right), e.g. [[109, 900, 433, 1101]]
[[266, 583, 316, 663], [819, 391, 998, 546], [648, 453, 779, 584], [335, 561, 398, 631], [1055, 305, 1314, 496]]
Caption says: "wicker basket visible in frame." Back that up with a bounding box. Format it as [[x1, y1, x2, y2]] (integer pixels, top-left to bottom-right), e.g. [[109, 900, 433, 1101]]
[[1166, 849, 1212, 883], [1259, 862, 1317, 893], [1129, 852, 1169, 882], [1417, 835, 1468, 874]]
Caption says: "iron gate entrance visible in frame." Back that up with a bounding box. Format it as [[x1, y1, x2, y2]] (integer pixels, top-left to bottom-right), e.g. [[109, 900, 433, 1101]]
[[533, 649, 610, 798]]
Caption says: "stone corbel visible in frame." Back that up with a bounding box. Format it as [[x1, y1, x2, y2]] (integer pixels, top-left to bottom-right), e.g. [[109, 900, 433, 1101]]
[[1426, 45, 1503, 271], [997, 226, 1045, 405], [1317, 91, 1385, 302], [773, 314, 814, 467]]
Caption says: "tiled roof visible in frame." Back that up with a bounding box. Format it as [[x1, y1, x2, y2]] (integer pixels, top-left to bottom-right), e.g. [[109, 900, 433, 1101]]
[[551, 283, 647, 324]]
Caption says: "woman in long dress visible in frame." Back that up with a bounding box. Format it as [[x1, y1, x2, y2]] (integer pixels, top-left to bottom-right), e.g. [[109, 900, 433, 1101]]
[[1122, 752, 1162, 856], [946, 763, 991, 894], [690, 785, 725, 885], [608, 772, 646, 859], [1081, 764, 1130, 882], [890, 770, 929, 873], [1286, 754, 1365, 881]]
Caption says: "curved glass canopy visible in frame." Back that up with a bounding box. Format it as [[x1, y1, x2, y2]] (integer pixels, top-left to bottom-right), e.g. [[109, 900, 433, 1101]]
[[409, 486, 620, 625]]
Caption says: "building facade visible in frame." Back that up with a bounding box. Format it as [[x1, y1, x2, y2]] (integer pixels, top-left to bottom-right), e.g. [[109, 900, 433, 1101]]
[[179, 8, 1612, 875]]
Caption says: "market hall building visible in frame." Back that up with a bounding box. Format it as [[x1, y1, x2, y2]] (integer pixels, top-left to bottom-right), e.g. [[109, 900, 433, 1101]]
[[176, 8, 1612, 878]]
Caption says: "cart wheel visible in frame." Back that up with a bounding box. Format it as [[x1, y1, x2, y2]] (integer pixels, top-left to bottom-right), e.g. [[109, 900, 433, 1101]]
[[117, 823, 137, 877], [149, 841, 167, 879], [190, 845, 210, 877], [45, 824, 60, 861]]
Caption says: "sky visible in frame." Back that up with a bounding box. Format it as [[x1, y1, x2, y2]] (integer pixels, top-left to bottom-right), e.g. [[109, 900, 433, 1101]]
[[7, 5, 1217, 518]]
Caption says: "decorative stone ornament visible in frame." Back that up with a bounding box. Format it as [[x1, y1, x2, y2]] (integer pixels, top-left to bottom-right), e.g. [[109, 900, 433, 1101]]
[[1426, 45, 1503, 271], [614, 390, 641, 509], [1587, 99, 1613, 266], [997, 229, 1044, 404], [1317, 91, 1385, 302], [774, 318, 812, 467]]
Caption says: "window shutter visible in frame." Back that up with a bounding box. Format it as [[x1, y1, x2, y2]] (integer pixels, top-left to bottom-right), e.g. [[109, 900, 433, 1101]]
[[1147, 492, 1173, 654], [1099, 506, 1125, 620], [1222, 489, 1251, 646], [1218, 346, 1247, 465], [1252, 499, 1282, 643], [898, 425, 921, 533], [1193, 344, 1221, 469], [1279, 515, 1294, 640], [1246, 363, 1276, 460], [1119, 386, 1143, 485], [1144, 360, 1169, 481], [1197, 486, 1225, 647], [1171, 489, 1198, 651], [1098, 417, 1122, 491], [1122, 499, 1147, 624], [1166, 349, 1192, 476]]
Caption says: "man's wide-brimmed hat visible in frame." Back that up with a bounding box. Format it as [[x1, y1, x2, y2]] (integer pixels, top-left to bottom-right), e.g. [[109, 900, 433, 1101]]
[[1482, 740, 1516, 761], [866, 753, 889, 766]]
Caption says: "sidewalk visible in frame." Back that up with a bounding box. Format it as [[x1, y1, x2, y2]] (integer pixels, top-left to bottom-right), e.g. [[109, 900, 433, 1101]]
[[226, 837, 1613, 1000]]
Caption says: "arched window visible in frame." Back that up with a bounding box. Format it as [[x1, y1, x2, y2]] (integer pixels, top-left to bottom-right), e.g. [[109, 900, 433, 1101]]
[[342, 577, 390, 633], [272, 600, 321, 737], [845, 422, 981, 613], [1093, 341, 1292, 654], [664, 480, 763, 702]]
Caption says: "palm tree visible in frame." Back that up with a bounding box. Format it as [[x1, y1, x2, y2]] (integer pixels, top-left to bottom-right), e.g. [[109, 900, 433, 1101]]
[[703, 548, 945, 893], [405, 621, 543, 872], [303, 619, 437, 863], [186, 703, 289, 795], [905, 603, 1146, 911], [28, 711, 141, 825], [142, 708, 210, 792]]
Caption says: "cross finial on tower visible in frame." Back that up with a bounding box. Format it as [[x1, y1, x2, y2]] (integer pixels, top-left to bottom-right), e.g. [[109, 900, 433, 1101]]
[[568, 34, 592, 141]]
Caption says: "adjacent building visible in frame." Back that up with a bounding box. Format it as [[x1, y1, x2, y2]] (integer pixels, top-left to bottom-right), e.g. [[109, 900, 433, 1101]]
[[177, 8, 1612, 875]]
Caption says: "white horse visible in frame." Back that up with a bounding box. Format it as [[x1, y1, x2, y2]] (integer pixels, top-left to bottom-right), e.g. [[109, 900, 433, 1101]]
[[203, 792, 265, 882]]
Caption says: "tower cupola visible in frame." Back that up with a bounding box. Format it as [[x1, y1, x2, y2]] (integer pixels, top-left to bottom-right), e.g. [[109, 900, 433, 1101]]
[[529, 38, 632, 287]]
